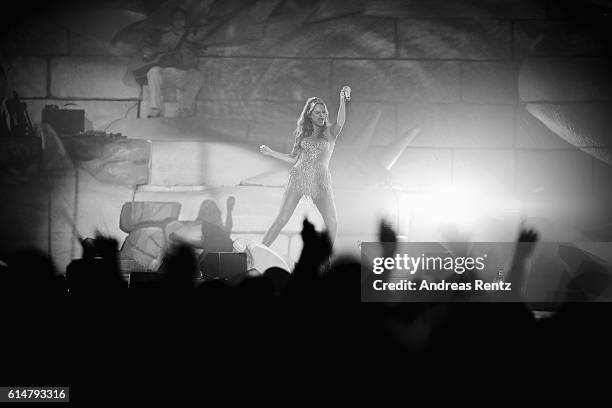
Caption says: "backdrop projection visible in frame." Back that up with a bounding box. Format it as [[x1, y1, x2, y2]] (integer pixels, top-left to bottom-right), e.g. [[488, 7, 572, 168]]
[[1, 0, 611, 299]]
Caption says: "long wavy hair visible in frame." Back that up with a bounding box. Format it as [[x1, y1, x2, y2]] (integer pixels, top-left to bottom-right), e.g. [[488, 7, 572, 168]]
[[290, 97, 330, 157]]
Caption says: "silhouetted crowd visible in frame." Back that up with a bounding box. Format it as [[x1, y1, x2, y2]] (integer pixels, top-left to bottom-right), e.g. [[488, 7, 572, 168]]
[[1, 218, 611, 397]]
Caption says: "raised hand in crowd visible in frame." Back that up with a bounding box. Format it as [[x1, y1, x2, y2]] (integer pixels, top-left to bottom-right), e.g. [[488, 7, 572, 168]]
[[379, 219, 398, 260], [285, 218, 332, 296], [509, 227, 539, 297]]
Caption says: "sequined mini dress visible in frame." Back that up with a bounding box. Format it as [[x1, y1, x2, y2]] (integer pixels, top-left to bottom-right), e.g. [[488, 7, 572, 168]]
[[287, 136, 335, 201]]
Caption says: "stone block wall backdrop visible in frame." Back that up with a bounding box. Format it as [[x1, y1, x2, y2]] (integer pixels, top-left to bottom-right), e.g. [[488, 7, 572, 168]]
[[2, 0, 611, 198]]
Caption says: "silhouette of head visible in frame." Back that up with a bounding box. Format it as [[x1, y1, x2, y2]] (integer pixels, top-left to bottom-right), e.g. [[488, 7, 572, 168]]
[[196, 200, 223, 227]]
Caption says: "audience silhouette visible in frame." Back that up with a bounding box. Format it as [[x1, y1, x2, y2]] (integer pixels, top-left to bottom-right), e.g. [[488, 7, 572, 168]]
[[2, 215, 612, 390]]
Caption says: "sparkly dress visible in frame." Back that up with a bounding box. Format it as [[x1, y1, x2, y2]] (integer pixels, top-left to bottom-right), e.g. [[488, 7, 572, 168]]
[[287, 136, 335, 201]]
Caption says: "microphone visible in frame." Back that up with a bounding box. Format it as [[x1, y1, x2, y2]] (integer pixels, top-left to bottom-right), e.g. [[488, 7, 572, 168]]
[[342, 86, 351, 101]]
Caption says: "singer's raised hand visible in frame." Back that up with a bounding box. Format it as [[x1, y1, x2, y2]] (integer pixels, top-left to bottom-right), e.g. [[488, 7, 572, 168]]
[[341, 85, 351, 102], [332, 86, 350, 139]]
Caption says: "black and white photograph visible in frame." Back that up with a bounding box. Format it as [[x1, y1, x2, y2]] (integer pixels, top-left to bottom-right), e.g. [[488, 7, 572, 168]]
[[1, 0, 611, 399]]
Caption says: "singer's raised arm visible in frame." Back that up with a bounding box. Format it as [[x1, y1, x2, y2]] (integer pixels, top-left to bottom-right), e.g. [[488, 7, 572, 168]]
[[331, 86, 350, 139]]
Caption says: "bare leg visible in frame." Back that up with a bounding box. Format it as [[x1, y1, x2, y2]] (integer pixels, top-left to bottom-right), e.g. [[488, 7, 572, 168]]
[[262, 188, 302, 247], [146, 66, 163, 111], [313, 189, 338, 246]]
